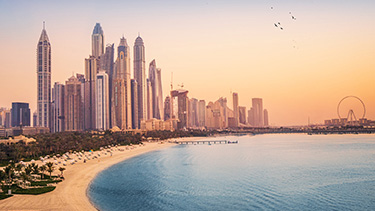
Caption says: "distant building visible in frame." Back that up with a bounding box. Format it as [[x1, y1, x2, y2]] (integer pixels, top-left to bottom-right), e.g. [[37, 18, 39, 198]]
[[85, 56, 99, 130], [217, 97, 228, 128], [33, 112, 37, 127], [0, 108, 11, 128], [37, 23, 51, 129], [189, 98, 199, 128], [134, 36, 146, 128], [239, 106, 246, 125], [65, 76, 83, 131], [96, 71, 109, 130], [233, 93, 239, 127], [205, 100, 225, 129], [164, 96, 171, 121], [92, 23, 104, 58], [251, 98, 264, 127], [146, 78, 153, 120], [171, 89, 189, 129], [101, 43, 114, 128], [149, 60, 164, 120], [198, 100, 206, 127], [264, 109, 269, 126], [51, 82, 65, 133], [11, 102, 30, 127], [131, 79, 138, 129]]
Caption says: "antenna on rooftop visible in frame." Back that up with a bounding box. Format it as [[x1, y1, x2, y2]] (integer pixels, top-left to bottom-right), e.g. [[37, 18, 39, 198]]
[[43, 21, 45, 30], [171, 72, 173, 91]]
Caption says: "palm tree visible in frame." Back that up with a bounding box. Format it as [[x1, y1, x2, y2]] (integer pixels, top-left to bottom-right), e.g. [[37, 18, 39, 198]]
[[4, 165, 14, 189], [15, 163, 23, 175], [58, 167, 66, 178], [20, 172, 29, 188], [0, 170, 6, 185], [31, 163, 39, 174], [39, 165, 47, 179], [46, 162, 55, 179], [25, 164, 33, 176]]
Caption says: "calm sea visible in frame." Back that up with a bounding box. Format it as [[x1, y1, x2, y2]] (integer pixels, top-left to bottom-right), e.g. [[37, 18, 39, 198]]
[[88, 134, 375, 211]]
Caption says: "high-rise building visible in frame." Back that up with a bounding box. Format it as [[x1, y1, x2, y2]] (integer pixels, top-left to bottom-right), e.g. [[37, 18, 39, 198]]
[[37, 23, 51, 129], [239, 106, 247, 125], [134, 36, 146, 128], [51, 82, 65, 133], [217, 97, 228, 128], [233, 92, 239, 127], [84, 56, 99, 130], [131, 79, 138, 129], [264, 109, 269, 126], [111, 37, 132, 130], [92, 23, 104, 58], [248, 109, 254, 126], [189, 98, 199, 127], [65, 76, 83, 131], [164, 96, 171, 121], [252, 98, 264, 127], [149, 60, 164, 120], [11, 102, 30, 127], [101, 44, 114, 127], [33, 112, 37, 127], [96, 71, 109, 130], [1, 110, 11, 128], [76, 74, 86, 130], [198, 100, 206, 127], [205, 100, 225, 129], [146, 78, 153, 120], [171, 89, 189, 129]]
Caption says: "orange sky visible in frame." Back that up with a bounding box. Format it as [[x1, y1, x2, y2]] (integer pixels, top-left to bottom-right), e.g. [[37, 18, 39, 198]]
[[0, 0, 374, 126]]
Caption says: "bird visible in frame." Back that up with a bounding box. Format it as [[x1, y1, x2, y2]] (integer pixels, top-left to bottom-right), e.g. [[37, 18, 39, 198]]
[[292, 16, 296, 20], [278, 22, 281, 25], [280, 27, 284, 30], [271, 6, 273, 9], [274, 23, 278, 27]]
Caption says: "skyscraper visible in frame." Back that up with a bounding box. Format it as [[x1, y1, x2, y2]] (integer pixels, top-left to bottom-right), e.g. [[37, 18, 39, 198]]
[[198, 100, 206, 127], [76, 74, 86, 130], [146, 78, 153, 120], [92, 23, 104, 58], [65, 76, 83, 131], [84, 56, 99, 130], [131, 79, 138, 129], [264, 109, 269, 126], [164, 96, 171, 121], [233, 92, 239, 127], [112, 37, 132, 130], [252, 98, 264, 127], [37, 22, 51, 129], [51, 82, 65, 133], [149, 60, 164, 120], [101, 44, 114, 127], [134, 36, 146, 128], [96, 71, 109, 130], [11, 102, 30, 127], [171, 89, 189, 129], [189, 98, 199, 127], [239, 106, 247, 125]]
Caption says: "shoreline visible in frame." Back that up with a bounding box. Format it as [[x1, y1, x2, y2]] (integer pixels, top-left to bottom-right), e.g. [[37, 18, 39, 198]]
[[0, 136, 204, 211]]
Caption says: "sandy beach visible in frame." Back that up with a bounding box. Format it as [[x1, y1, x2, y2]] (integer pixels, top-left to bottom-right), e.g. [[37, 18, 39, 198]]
[[0, 137, 202, 211]]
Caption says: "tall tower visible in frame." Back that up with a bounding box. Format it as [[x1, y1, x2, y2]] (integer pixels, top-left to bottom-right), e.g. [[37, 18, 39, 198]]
[[92, 23, 104, 58], [51, 82, 65, 133], [134, 36, 146, 128], [64, 76, 83, 131], [252, 98, 264, 127], [112, 37, 132, 130], [96, 71, 109, 130], [149, 60, 164, 120], [131, 79, 138, 129], [84, 56, 99, 130], [233, 92, 239, 127], [37, 22, 51, 129], [101, 44, 114, 128]]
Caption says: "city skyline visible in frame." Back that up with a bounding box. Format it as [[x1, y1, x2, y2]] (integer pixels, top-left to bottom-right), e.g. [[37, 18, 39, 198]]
[[0, 0, 374, 126]]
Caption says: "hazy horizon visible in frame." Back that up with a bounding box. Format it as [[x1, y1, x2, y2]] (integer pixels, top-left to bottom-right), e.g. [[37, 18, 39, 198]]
[[0, 0, 374, 126]]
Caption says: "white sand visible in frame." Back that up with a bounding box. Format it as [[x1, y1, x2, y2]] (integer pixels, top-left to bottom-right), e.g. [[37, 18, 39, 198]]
[[0, 137, 202, 211]]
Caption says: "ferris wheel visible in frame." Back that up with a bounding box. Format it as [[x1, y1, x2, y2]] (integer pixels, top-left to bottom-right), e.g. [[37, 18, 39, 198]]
[[337, 96, 366, 126]]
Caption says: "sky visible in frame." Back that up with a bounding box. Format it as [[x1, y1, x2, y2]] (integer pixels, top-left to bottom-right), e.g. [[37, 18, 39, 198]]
[[0, 0, 374, 126]]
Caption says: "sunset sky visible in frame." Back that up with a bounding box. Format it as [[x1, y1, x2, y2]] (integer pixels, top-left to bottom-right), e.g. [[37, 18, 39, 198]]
[[0, 0, 374, 126]]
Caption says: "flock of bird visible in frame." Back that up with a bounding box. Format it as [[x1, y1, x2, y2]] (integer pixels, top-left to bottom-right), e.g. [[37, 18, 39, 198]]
[[271, 7, 297, 31]]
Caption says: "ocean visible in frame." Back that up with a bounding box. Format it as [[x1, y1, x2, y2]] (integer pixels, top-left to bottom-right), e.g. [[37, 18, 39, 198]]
[[88, 134, 375, 210]]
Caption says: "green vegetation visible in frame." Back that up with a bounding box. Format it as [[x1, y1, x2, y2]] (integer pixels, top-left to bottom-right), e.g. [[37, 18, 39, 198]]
[[0, 193, 13, 200], [30, 179, 62, 187], [1, 184, 55, 195]]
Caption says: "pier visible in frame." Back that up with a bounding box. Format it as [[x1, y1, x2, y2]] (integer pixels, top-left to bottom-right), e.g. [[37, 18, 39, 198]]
[[176, 140, 238, 145]]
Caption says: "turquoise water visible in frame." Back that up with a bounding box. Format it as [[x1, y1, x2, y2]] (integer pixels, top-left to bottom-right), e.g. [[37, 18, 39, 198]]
[[88, 134, 375, 211]]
